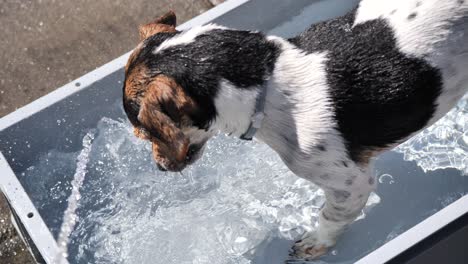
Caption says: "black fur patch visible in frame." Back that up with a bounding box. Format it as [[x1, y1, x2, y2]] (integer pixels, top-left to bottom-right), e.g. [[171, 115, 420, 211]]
[[290, 12, 442, 162], [316, 144, 326, 151], [408, 12, 417, 20], [333, 190, 351, 203], [332, 205, 346, 211], [124, 29, 279, 130]]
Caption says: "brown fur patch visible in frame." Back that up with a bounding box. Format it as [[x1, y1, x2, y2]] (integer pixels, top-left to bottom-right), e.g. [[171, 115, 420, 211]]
[[124, 42, 144, 72], [139, 23, 176, 40], [124, 63, 150, 105], [126, 73, 200, 171], [140, 78, 190, 153], [138, 11, 177, 40]]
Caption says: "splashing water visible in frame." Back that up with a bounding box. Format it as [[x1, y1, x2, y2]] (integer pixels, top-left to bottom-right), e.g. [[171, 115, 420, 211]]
[[21, 117, 380, 264], [396, 94, 468, 175], [55, 132, 95, 264]]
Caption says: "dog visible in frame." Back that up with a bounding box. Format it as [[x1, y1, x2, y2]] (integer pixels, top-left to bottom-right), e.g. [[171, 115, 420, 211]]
[[122, 0, 468, 260]]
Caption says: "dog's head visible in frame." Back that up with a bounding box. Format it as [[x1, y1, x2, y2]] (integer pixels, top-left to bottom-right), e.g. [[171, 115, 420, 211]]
[[122, 11, 214, 172]]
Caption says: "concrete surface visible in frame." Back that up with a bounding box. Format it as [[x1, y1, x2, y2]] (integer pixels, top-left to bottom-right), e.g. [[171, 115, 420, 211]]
[[0, 194, 36, 263], [0, 0, 222, 263], [0, 0, 218, 117]]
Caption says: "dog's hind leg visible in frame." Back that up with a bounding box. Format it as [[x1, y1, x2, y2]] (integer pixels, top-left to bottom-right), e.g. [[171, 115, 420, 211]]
[[289, 172, 376, 260]]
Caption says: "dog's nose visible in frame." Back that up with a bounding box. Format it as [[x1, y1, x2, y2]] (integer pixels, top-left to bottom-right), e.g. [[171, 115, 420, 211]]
[[157, 163, 167, 172]]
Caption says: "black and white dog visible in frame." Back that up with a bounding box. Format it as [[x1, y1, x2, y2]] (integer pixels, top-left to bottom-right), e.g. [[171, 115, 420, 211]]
[[122, 0, 468, 260]]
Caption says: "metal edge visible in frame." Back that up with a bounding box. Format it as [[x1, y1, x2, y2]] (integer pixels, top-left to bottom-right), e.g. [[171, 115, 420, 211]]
[[5, 192, 47, 264], [0, 152, 64, 264], [0, 0, 250, 132], [355, 195, 468, 264]]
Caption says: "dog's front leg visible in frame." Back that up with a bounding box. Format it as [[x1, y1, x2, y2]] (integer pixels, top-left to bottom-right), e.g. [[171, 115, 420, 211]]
[[290, 174, 376, 260]]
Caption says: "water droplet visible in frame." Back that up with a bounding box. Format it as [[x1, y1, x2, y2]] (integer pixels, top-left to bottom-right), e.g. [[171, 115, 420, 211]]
[[234, 237, 247, 243], [378, 174, 395, 184]]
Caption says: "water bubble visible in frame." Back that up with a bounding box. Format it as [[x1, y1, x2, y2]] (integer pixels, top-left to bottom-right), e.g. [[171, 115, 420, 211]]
[[378, 174, 395, 185]]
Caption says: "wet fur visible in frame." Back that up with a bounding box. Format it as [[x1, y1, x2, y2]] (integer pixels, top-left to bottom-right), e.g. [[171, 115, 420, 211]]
[[123, 0, 468, 260]]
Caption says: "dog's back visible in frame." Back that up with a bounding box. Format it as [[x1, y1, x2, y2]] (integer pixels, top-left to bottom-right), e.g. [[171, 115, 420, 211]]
[[355, 0, 468, 121], [289, 0, 468, 160]]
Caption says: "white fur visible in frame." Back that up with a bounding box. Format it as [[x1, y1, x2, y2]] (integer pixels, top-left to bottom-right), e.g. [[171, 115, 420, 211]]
[[212, 80, 259, 137], [154, 24, 227, 53], [263, 37, 336, 156]]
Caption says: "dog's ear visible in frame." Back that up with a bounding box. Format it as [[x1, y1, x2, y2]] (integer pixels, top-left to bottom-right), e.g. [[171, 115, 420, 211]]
[[154, 10, 177, 27], [139, 11, 177, 40], [137, 76, 193, 162]]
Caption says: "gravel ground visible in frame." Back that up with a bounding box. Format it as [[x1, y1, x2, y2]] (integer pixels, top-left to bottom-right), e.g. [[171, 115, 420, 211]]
[[0, 0, 222, 263]]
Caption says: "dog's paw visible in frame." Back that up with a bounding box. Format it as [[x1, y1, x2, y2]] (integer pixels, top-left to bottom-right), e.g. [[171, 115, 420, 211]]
[[288, 232, 332, 261]]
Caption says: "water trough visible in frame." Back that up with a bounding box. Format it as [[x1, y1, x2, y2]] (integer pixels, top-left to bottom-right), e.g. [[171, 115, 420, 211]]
[[1, 0, 467, 263]]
